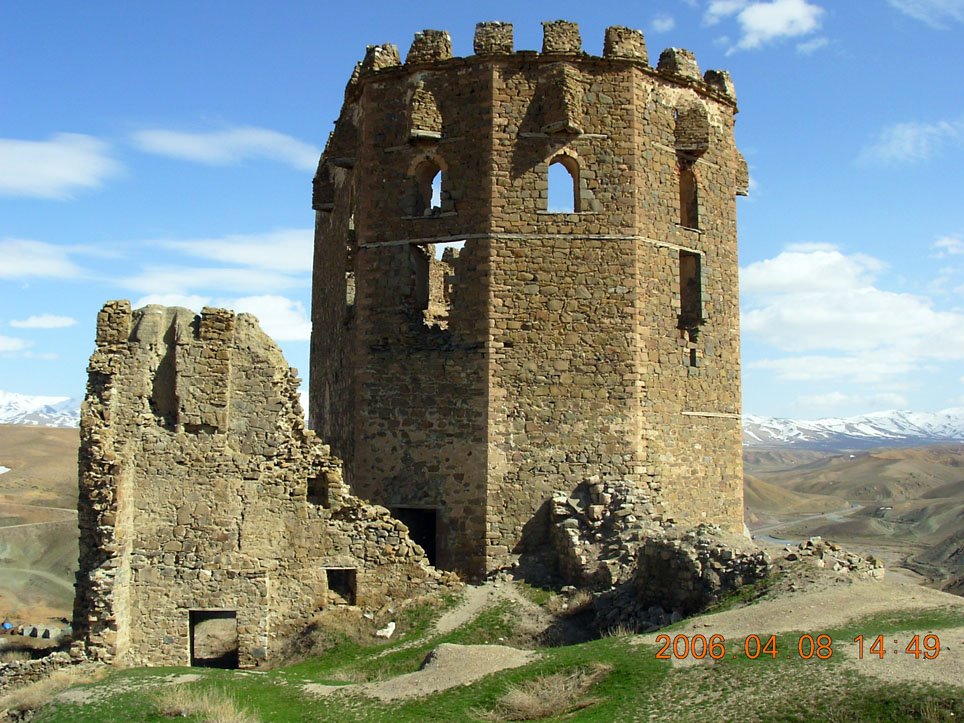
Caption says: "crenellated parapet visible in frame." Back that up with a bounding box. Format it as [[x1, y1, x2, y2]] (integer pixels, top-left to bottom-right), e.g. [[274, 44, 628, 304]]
[[338, 21, 736, 101]]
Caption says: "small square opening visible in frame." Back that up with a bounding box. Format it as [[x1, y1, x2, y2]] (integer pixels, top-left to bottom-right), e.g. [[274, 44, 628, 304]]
[[307, 476, 329, 507], [326, 568, 357, 606], [189, 610, 238, 669]]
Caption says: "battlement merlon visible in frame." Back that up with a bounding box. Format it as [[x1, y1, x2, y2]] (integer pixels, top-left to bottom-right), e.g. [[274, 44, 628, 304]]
[[340, 21, 736, 107]]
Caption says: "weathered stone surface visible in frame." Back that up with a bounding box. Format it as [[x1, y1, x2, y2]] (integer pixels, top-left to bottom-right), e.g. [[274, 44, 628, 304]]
[[311, 21, 745, 581], [406, 30, 452, 65], [542, 20, 582, 54], [474, 22, 513, 55], [657, 47, 700, 80], [603, 26, 648, 63], [73, 303, 449, 668]]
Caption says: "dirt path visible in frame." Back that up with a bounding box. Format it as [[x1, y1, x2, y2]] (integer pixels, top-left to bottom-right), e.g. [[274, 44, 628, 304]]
[[751, 503, 862, 537], [0, 567, 75, 592]]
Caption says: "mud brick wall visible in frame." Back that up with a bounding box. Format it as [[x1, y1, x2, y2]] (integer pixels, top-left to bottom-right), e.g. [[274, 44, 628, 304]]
[[74, 302, 443, 668], [311, 20, 746, 579]]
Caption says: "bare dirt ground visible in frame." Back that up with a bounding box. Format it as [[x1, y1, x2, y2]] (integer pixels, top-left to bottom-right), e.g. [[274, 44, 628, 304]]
[[635, 558, 964, 688], [305, 643, 535, 702]]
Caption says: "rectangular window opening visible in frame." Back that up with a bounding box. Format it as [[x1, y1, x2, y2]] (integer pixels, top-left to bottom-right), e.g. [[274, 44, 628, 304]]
[[326, 568, 357, 606], [307, 476, 330, 507], [391, 507, 438, 567], [679, 250, 703, 329], [189, 610, 238, 669]]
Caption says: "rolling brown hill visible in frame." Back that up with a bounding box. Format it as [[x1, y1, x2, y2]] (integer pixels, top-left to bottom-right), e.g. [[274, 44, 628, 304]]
[[0, 424, 78, 621], [744, 444, 964, 593]]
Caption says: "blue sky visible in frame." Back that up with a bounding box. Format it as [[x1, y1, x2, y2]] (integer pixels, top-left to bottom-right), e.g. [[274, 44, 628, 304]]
[[1, 0, 963, 419]]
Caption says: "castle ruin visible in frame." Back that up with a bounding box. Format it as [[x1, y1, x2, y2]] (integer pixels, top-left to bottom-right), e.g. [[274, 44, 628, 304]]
[[311, 21, 748, 579], [73, 302, 446, 667], [70, 20, 749, 669]]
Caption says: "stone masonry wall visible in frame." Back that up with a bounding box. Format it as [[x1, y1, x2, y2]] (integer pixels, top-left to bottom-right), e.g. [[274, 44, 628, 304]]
[[75, 302, 444, 667], [311, 20, 746, 579]]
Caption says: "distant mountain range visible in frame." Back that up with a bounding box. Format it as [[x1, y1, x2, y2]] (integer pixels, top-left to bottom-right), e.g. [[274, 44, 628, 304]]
[[2, 390, 963, 449], [0, 390, 81, 428], [744, 408, 964, 449]]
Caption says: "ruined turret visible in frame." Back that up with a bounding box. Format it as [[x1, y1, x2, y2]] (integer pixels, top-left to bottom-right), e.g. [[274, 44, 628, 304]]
[[310, 21, 747, 579]]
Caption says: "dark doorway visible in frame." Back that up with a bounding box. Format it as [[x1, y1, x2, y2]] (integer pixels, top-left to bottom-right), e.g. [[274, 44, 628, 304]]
[[392, 507, 438, 566], [189, 610, 239, 669]]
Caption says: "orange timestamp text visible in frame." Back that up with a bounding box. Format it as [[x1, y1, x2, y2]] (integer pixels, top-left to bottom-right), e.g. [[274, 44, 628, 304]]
[[655, 633, 942, 661]]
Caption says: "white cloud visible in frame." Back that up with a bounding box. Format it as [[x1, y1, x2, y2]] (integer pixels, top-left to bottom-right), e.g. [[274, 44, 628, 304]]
[[741, 246, 884, 295], [742, 244, 964, 383], [232, 296, 311, 341], [132, 293, 310, 342], [0, 239, 86, 279], [9, 314, 77, 329], [933, 235, 964, 256], [887, 0, 964, 28], [797, 391, 909, 410], [0, 335, 31, 353], [704, 0, 824, 51], [797, 391, 850, 408], [124, 266, 303, 296], [652, 14, 676, 32], [0, 134, 120, 199], [131, 126, 320, 171], [796, 36, 828, 53], [859, 117, 964, 165], [705, 0, 749, 25], [156, 229, 312, 273], [131, 294, 211, 311]]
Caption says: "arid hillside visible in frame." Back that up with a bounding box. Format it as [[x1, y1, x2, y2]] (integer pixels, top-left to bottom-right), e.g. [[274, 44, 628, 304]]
[[744, 444, 964, 594], [0, 425, 78, 622]]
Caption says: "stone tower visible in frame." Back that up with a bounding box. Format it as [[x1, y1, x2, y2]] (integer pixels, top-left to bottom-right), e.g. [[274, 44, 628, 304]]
[[310, 21, 749, 579]]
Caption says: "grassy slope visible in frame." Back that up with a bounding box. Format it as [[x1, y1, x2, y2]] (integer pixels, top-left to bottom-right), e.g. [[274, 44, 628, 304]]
[[24, 597, 964, 723]]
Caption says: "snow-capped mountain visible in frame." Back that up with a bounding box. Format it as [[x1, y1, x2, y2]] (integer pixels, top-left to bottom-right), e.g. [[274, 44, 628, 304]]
[[0, 390, 81, 428], [743, 408, 964, 448]]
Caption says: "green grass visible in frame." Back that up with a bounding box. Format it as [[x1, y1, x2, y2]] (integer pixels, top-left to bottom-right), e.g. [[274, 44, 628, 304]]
[[23, 599, 964, 723]]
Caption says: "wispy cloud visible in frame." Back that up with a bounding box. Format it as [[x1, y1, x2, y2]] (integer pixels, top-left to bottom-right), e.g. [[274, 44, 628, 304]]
[[0, 239, 87, 279], [652, 14, 676, 32], [704, 0, 825, 52], [932, 235, 964, 256], [0, 134, 120, 199], [795, 36, 828, 53], [132, 293, 311, 342], [9, 314, 77, 329], [131, 126, 320, 171], [0, 335, 31, 353], [859, 117, 964, 164], [797, 390, 909, 411], [123, 266, 304, 296], [887, 0, 964, 28], [742, 244, 964, 384], [155, 229, 312, 273]]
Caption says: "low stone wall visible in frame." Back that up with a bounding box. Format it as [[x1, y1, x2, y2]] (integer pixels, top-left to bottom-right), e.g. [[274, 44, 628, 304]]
[[0, 651, 77, 697]]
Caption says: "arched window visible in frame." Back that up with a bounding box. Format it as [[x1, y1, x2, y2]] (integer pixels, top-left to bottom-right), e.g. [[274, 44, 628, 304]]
[[547, 155, 580, 213], [679, 158, 699, 229], [407, 158, 445, 217]]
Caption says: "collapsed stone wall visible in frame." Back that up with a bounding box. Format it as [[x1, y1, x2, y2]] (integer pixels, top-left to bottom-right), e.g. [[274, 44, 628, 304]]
[[74, 302, 447, 668], [546, 476, 769, 630]]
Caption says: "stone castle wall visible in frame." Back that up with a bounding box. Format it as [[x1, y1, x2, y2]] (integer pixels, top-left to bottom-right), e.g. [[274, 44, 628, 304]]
[[74, 302, 444, 667], [311, 21, 747, 579]]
